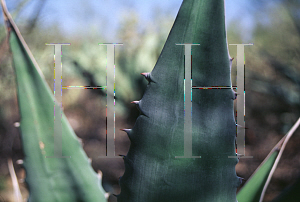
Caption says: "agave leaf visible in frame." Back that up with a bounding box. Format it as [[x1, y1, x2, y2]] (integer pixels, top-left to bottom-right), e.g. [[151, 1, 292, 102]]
[[237, 118, 300, 202], [118, 0, 240, 201], [1, 1, 107, 201], [237, 151, 278, 202]]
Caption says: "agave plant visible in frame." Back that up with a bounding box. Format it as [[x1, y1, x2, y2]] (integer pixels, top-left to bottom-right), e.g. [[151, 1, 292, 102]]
[[117, 0, 241, 201], [1, 0, 107, 201], [1, 0, 300, 202], [117, 0, 300, 201]]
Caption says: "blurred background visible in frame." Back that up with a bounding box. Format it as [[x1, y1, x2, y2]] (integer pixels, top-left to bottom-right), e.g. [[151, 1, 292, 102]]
[[0, 0, 299, 201]]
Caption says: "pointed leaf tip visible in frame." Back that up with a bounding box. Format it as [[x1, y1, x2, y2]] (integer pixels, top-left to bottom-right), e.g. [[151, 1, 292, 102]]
[[104, 192, 110, 199], [231, 90, 237, 100], [97, 170, 103, 180], [120, 129, 131, 133], [131, 101, 140, 105], [237, 177, 245, 187], [104, 193, 110, 199], [120, 129, 132, 141], [131, 100, 147, 116], [141, 72, 152, 82]]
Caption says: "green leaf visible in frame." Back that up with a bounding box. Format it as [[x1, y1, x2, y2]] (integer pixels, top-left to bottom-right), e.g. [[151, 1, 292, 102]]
[[237, 118, 300, 202], [118, 0, 240, 201], [237, 151, 278, 202], [1, 1, 107, 202]]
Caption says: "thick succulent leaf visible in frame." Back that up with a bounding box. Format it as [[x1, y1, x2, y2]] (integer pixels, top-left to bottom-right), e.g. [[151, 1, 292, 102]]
[[1, 2, 107, 202], [118, 0, 240, 201]]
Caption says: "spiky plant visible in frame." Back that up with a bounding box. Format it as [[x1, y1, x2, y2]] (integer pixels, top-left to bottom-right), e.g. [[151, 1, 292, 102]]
[[2, 0, 300, 201], [118, 0, 241, 201]]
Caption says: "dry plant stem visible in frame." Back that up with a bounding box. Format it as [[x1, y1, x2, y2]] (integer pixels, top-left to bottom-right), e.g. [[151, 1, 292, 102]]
[[259, 117, 300, 202], [7, 158, 23, 202]]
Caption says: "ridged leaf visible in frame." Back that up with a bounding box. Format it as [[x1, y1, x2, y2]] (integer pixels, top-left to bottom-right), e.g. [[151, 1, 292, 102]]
[[118, 0, 240, 201]]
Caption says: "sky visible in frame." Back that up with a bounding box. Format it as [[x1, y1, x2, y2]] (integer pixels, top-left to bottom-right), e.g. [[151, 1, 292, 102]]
[[4, 0, 257, 41]]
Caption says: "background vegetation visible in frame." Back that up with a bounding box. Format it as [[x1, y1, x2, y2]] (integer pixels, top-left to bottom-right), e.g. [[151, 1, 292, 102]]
[[0, 0, 299, 201]]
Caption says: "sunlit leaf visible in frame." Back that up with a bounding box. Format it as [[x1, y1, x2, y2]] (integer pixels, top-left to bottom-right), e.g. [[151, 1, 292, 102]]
[[1, 1, 107, 201]]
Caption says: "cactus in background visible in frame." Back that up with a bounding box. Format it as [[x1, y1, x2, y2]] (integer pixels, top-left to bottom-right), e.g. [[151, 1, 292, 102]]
[[1, 1, 107, 201], [118, 0, 241, 201]]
